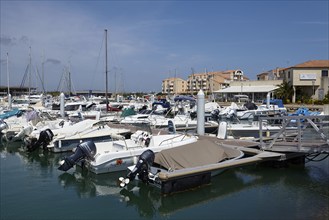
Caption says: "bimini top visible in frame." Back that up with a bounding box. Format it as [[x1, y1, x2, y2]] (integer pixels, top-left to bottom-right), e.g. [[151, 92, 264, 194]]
[[174, 95, 196, 102]]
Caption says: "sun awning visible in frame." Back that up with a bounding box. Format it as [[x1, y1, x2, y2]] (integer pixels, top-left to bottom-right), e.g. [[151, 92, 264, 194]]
[[213, 85, 278, 93]]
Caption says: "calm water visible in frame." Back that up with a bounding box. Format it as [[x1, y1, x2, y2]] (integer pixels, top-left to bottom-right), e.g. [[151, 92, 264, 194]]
[[1, 129, 328, 220]]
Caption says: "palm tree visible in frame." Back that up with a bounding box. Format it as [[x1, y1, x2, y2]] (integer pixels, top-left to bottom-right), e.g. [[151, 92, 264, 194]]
[[274, 81, 294, 103]]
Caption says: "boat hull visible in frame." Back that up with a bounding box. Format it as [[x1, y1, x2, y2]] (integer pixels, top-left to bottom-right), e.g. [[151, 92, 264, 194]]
[[158, 172, 212, 194]]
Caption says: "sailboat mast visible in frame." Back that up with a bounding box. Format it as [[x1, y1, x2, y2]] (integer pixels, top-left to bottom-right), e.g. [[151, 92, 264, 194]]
[[6, 52, 10, 95], [42, 50, 45, 94], [105, 29, 109, 112], [68, 61, 72, 95], [29, 46, 32, 98]]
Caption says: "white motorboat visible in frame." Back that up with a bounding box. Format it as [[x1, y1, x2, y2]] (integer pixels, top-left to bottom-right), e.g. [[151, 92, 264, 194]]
[[119, 136, 245, 194], [224, 121, 298, 139], [57, 126, 199, 174], [213, 101, 287, 121], [1, 108, 64, 143], [24, 119, 131, 153]]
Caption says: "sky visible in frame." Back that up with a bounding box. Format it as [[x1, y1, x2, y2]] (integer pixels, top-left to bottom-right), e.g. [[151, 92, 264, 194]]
[[0, 0, 328, 94]]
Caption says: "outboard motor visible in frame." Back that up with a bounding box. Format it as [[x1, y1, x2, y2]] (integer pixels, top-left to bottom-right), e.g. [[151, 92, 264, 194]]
[[119, 149, 155, 187], [211, 108, 220, 121], [25, 129, 54, 152], [58, 140, 97, 172], [168, 120, 176, 134], [0, 119, 8, 131], [227, 108, 237, 120]]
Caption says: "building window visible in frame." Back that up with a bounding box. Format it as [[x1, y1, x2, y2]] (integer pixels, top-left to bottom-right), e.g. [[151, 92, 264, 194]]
[[322, 70, 328, 77]]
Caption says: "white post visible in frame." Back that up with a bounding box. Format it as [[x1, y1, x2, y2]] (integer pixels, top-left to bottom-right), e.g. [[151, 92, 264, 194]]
[[197, 89, 205, 135], [8, 94, 12, 109], [266, 92, 270, 108], [60, 92, 65, 118]]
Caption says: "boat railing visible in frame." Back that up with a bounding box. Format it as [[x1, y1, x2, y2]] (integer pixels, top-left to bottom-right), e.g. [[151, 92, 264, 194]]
[[157, 133, 191, 146], [257, 115, 329, 152]]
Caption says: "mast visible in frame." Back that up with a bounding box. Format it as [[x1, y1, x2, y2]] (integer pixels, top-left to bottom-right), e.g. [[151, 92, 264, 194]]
[[6, 52, 12, 109], [68, 61, 72, 95], [6, 52, 10, 95], [29, 46, 32, 98], [42, 50, 45, 94], [105, 29, 109, 112]]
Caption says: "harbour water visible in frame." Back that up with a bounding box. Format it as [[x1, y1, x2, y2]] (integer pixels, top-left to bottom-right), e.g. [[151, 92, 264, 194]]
[[1, 128, 328, 220]]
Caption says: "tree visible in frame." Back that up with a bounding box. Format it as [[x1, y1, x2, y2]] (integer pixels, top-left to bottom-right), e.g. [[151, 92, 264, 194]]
[[274, 81, 294, 103]]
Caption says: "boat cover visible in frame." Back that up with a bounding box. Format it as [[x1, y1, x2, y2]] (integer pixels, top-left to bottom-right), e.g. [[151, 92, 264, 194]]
[[154, 139, 231, 171]]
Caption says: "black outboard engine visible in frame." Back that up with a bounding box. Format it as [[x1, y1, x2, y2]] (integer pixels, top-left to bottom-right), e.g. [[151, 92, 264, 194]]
[[168, 120, 176, 134], [58, 140, 97, 172], [25, 129, 54, 152], [119, 149, 155, 187], [211, 108, 220, 121]]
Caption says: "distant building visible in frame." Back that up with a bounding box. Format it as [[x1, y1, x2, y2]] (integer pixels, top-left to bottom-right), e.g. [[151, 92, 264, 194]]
[[279, 60, 329, 102], [162, 77, 187, 94], [257, 68, 283, 80], [186, 69, 248, 95], [214, 80, 283, 102]]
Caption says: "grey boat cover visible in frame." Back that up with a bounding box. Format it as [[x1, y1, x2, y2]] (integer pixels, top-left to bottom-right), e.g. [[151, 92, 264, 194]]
[[154, 138, 231, 171]]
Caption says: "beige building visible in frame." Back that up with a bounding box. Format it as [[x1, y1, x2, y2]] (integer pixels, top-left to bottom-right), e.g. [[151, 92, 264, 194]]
[[214, 80, 283, 102], [186, 69, 247, 95], [279, 60, 329, 103], [162, 77, 187, 94], [257, 68, 283, 80]]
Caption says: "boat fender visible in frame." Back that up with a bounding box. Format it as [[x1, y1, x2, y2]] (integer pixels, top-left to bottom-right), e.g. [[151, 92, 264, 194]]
[[26, 129, 54, 152], [58, 140, 97, 171], [119, 149, 155, 187]]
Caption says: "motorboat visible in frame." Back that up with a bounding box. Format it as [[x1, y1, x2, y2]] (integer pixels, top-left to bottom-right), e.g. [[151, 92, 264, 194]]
[[225, 120, 298, 139], [213, 101, 287, 121], [119, 136, 245, 194], [1, 108, 57, 143], [24, 119, 131, 153], [57, 123, 199, 174]]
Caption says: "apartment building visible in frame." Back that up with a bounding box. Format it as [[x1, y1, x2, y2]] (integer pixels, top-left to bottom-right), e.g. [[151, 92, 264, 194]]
[[279, 60, 329, 102], [161, 69, 248, 95], [161, 77, 187, 94], [186, 69, 247, 94]]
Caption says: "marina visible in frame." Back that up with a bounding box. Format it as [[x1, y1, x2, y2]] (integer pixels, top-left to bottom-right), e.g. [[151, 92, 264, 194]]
[[0, 126, 328, 219], [1, 0, 329, 218], [0, 86, 329, 218]]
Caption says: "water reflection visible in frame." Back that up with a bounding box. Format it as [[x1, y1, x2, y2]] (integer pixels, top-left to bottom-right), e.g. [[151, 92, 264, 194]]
[[1, 141, 69, 174], [58, 168, 124, 198], [56, 162, 329, 218], [1, 140, 328, 219], [56, 166, 276, 217]]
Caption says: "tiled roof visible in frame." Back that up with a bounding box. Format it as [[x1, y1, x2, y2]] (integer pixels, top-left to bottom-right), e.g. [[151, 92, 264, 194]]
[[293, 60, 329, 68]]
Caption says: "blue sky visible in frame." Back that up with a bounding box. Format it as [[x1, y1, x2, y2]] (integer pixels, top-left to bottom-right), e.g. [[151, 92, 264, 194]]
[[1, 0, 328, 93]]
